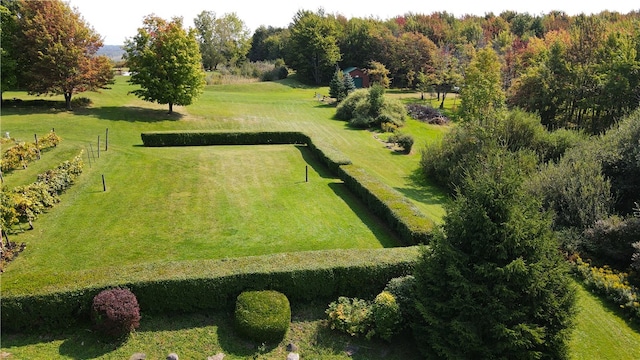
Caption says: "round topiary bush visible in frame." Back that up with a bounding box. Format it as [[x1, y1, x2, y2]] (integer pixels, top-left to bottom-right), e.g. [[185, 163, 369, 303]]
[[91, 288, 141, 338], [234, 290, 291, 343]]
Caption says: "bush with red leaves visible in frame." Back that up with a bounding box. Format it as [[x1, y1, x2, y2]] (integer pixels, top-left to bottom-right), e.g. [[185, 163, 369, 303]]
[[91, 288, 141, 338]]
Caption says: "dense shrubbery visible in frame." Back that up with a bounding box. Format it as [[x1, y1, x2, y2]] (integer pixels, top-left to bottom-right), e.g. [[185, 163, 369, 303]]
[[91, 288, 141, 339], [582, 216, 640, 268], [235, 290, 291, 343], [335, 86, 406, 129], [1, 131, 61, 172], [326, 290, 402, 341], [205, 60, 288, 84], [1, 247, 418, 332], [420, 110, 586, 194]]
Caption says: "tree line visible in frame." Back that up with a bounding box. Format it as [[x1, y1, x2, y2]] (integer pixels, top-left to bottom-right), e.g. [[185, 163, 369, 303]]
[[2, 1, 639, 129]]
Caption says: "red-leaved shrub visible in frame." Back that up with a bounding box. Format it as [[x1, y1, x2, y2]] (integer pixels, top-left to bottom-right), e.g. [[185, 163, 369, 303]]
[[91, 288, 141, 338]]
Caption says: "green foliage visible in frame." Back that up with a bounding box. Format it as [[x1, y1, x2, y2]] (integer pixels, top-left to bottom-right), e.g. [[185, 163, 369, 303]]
[[124, 15, 205, 113], [573, 256, 640, 321], [194, 11, 251, 70], [4, 153, 83, 230], [383, 275, 417, 327], [326, 291, 402, 341], [285, 9, 341, 84], [598, 109, 640, 214], [371, 291, 402, 342], [326, 296, 373, 337], [329, 68, 346, 101], [234, 290, 291, 343], [421, 109, 583, 194], [0, 5, 18, 96], [1, 247, 418, 332], [413, 150, 576, 359], [388, 133, 414, 154], [337, 164, 434, 245], [582, 216, 640, 269], [335, 86, 406, 130], [1, 132, 62, 172], [460, 47, 505, 124], [91, 288, 141, 339], [528, 143, 613, 230]]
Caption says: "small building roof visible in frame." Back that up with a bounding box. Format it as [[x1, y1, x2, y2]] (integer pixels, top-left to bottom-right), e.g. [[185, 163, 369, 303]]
[[343, 67, 358, 73]]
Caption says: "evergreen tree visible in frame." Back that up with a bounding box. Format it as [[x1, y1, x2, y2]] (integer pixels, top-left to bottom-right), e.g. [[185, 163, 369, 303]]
[[343, 72, 356, 95], [413, 150, 576, 359], [329, 68, 345, 101]]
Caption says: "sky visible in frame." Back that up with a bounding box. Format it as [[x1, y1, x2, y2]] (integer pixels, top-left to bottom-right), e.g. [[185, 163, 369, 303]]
[[67, 0, 640, 45]]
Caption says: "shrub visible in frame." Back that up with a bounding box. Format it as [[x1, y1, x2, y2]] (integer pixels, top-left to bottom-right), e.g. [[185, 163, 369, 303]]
[[91, 288, 141, 338], [388, 133, 414, 154], [335, 89, 368, 120], [234, 290, 291, 343], [326, 296, 373, 337], [406, 103, 450, 124], [384, 275, 417, 326], [582, 216, 640, 268], [371, 291, 402, 341]]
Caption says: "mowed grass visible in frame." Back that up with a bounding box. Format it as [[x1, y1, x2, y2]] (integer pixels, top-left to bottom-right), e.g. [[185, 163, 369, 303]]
[[1, 143, 399, 292]]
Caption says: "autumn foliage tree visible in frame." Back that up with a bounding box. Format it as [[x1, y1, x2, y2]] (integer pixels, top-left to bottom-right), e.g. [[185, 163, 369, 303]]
[[124, 15, 205, 114], [15, 0, 113, 110]]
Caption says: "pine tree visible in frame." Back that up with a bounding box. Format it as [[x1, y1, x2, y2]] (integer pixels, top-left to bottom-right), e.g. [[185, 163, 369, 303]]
[[329, 68, 346, 102], [413, 150, 576, 359], [343, 72, 356, 96]]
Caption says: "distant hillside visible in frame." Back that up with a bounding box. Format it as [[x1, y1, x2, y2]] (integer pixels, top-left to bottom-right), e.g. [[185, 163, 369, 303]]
[[97, 45, 125, 61]]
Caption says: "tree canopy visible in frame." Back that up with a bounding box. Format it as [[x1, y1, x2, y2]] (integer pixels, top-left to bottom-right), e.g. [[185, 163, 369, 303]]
[[13, 0, 113, 109], [124, 15, 206, 114], [194, 11, 251, 70], [413, 149, 576, 359]]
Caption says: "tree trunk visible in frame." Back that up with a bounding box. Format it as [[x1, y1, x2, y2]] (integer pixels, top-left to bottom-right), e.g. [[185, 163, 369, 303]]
[[168, 102, 173, 114], [64, 92, 72, 110]]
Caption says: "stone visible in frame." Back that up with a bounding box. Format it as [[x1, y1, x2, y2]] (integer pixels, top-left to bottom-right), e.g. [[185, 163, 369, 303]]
[[166, 353, 179, 360], [287, 352, 299, 360], [207, 353, 225, 360], [286, 343, 298, 352], [129, 353, 146, 360]]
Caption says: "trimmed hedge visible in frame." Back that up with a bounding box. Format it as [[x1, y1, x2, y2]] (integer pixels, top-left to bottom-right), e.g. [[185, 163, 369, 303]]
[[235, 290, 291, 343], [140, 131, 352, 172], [337, 165, 434, 245], [1, 247, 419, 333]]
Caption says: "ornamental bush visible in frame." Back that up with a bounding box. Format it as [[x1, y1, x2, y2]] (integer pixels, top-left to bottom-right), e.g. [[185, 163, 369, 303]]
[[91, 288, 141, 339], [326, 296, 373, 337], [371, 291, 402, 341], [234, 290, 291, 343]]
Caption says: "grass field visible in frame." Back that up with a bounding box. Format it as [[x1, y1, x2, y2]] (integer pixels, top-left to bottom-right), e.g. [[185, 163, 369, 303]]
[[1, 77, 638, 358]]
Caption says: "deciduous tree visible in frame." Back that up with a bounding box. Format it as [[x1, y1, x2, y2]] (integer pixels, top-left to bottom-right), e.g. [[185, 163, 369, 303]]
[[124, 15, 205, 114], [194, 11, 251, 70], [0, 4, 18, 101], [15, 0, 113, 109], [460, 47, 505, 124], [285, 9, 341, 84]]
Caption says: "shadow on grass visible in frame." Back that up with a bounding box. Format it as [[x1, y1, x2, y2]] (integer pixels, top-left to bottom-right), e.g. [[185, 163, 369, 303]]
[[294, 145, 338, 179], [394, 168, 449, 209], [328, 182, 402, 248], [75, 106, 184, 122]]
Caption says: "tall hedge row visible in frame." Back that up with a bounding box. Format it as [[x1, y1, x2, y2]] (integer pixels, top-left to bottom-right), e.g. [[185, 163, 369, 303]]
[[1, 247, 419, 333]]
